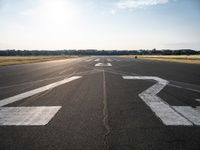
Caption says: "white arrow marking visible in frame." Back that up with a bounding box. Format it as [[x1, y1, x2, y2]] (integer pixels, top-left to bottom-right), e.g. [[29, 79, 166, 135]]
[[95, 63, 112, 67], [123, 76, 193, 126]]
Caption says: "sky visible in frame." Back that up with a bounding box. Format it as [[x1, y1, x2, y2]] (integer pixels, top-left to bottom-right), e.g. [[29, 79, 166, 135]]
[[0, 0, 200, 50]]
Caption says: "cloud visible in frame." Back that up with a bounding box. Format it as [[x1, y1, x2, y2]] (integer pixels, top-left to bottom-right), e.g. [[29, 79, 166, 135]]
[[116, 0, 169, 9]]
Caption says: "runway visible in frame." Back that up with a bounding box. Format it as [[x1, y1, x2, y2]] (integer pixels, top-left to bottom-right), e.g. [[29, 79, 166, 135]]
[[0, 56, 200, 150]]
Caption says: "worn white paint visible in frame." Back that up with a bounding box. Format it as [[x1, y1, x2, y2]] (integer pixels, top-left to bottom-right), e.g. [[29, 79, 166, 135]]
[[95, 63, 112, 67], [147, 101, 192, 125], [123, 76, 193, 126], [0, 76, 82, 126], [95, 63, 101, 66], [94, 59, 100, 62], [0, 76, 82, 107], [173, 106, 200, 125], [0, 106, 61, 125]]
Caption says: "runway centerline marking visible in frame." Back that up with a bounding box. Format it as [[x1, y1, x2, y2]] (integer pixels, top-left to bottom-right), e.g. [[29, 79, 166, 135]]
[[0, 76, 82, 126], [95, 63, 112, 67], [123, 76, 193, 126]]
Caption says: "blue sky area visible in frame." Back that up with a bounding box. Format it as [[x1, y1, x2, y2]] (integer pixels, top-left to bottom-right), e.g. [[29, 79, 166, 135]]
[[0, 0, 199, 50]]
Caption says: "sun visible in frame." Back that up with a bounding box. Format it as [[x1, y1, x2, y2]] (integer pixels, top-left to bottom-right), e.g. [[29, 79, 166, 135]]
[[47, 0, 66, 20], [41, 0, 75, 24]]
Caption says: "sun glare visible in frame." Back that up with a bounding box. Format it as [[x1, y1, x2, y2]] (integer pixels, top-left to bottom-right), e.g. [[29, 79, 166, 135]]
[[34, 0, 81, 38], [43, 0, 71, 22]]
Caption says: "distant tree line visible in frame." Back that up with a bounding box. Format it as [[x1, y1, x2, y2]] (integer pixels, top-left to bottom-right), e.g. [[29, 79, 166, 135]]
[[0, 49, 199, 56]]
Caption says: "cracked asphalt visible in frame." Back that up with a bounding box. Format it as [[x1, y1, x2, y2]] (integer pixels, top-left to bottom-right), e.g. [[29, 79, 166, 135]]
[[0, 56, 200, 150]]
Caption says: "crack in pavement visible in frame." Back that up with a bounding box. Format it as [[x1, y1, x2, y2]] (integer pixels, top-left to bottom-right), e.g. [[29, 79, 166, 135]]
[[102, 66, 111, 150]]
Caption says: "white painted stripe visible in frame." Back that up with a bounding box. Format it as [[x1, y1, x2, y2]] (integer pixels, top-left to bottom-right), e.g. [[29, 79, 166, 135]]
[[173, 106, 200, 125], [95, 63, 101, 66], [123, 76, 168, 85], [147, 101, 192, 125], [123, 76, 192, 126], [0, 76, 82, 107], [94, 59, 100, 62], [0, 106, 61, 125], [95, 63, 112, 67]]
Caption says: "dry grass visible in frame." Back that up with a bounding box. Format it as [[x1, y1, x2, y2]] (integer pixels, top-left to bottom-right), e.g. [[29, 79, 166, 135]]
[[127, 55, 200, 64], [0, 56, 77, 66]]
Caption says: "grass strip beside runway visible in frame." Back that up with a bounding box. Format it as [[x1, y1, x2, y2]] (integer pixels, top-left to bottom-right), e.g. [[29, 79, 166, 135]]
[[0, 56, 78, 66], [129, 55, 200, 64]]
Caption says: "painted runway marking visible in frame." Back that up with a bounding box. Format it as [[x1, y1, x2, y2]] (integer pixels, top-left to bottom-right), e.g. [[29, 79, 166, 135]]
[[107, 58, 112, 62], [0, 76, 82, 107], [102, 69, 110, 148], [95, 63, 112, 67], [94, 59, 100, 62], [173, 106, 200, 125], [123, 76, 193, 126], [0, 76, 82, 126], [0, 106, 61, 125]]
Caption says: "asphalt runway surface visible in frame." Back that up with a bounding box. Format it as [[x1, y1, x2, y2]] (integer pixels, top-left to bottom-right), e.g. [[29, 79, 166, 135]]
[[0, 56, 200, 150]]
